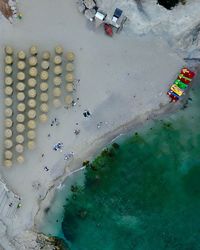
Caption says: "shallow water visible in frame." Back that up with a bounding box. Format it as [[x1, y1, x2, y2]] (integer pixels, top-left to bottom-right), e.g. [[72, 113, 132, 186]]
[[42, 75, 200, 250]]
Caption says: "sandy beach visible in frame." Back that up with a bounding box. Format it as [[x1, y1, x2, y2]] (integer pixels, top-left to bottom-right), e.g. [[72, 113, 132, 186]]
[[0, 0, 198, 249]]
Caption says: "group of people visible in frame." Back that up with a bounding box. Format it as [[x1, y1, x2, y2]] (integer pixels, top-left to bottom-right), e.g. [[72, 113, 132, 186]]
[[0, 0, 21, 23]]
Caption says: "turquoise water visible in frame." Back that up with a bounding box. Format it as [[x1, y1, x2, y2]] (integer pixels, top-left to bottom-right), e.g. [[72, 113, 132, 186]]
[[42, 75, 200, 250]]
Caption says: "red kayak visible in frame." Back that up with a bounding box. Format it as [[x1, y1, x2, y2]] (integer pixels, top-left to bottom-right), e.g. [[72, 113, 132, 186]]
[[104, 23, 113, 37], [180, 68, 195, 79]]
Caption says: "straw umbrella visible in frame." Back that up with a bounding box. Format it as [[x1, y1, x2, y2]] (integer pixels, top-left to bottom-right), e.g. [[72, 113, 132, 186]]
[[5, 76, 13, 86], [15, 144, 24, 154], [66, 83, 74, 93], [4, 108, 13, 117], [5, 65, 13, 75], [29, 67, 38, 77], [27, 130, 36, 140], [5, 55, 13, 65], [55, 46, 63, 55], [29, 45, 38, 56], [54, 66, 62, 75], [28, 78, 37, 88], [4, 160, 12, 168], [28, 89, 37, 98], [17, 72, 25, 81], [17, 103, 26, 112], [29, 56, 37, 66], [17, 61, 26, 70], [54, 55, 62, 65], [53, 87, 61, 97], [16, 124, 25, 133], [5, 46, 13, 55], [4, 86, 13, 96], [41, 60, 50, 70], [65, 95, 73, 105], [65, 73, 74, 82], [66, 63, 74, 72], [40, 71, 48, 81], [53, 99, 61, 108], [28, 140, 36, 150], [28, 99, 36, 108], [40, 82, 48, 92], [17, 92, 25, 102], [28, 109, 36, 119], [4, 150, 13, 160], [40, 103, 48, 113], [40, 93, 48, 102], [16, 134, 24, 144], [4, 118, 13, 128], [18, 50, 26, 60], [4, 97, 13, 107], [16, 113, 25, 123], [53, 76, 62, 86], [17, 155, 24, 164], [16, 82, 25, 91], [66, 52, 75, 61], [4, 139, 13, 149], [39, 113, 48, 123], [42, 51, 51, 60], [4, 129, 12, 138], [28, 120, 36, 129]]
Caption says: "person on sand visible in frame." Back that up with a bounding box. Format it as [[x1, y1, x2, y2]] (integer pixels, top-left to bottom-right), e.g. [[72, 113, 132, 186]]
[[0, 0, 13, 20]]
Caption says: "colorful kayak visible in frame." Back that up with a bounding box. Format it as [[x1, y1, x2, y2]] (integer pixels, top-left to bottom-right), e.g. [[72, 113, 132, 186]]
[[174, 79, 188, 89], [178, 74, 192, 84], [167, 90, 179, 102], [171, 84, 184, 96], [181, 68, 195, 79]]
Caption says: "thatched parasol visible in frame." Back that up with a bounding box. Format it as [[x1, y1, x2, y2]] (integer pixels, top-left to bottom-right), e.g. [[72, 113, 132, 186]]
[[16, 114, 25, 123], [4, 139, 13, 149], [29, 45, 38, 56], [65, 95, 73, 105], [4, 108, 13, 117], [53, 87, 61, 97], [42, 51, 51, 60], [17, 72, 25, 81], [27, 140, 36, 150], [54, 55, 62, 65], [4, 160, 12, 168], [16, 82, 25, 91], [17, 155, 25, 164], [18, 50, 26, 60], [29, 67, 38, 77], [5, 55, 13, 65], [65, 73, 74, 82], [40, 103, 48, 113], [40, 71, 48, 80], [28, 78, 37, 88], [17, 103, 26, 112], [39, 113, 48, 123], [4, 97, 12, 107], [4, 118, 13, 128], [53, 77, 62, 86], [28, 120, 36, 129], [15, 144, 24, 153], [28, 99, 36, 108], [66, 83, 73, 92], [16, 123, 25, 133], [5, 65, 12, 75], [54, 65, 62, 75], [17, 92, 25, 102], [40, 82, 48, 91], [4, 86, 13, 96], [66, 52, 75, 61], [4, 150, 13, 160], [4, 129, 12, 138], [27, 130, 36, 140], [41, 60, 50, 70], [53, 99, 61, 108], [17, 61, 26, 70], [28, 88, 37, 98], [16, 134, 24, 144], [27, 109, 36, 119], [29, 56, 37, 66], [55, 46, 63, 55], [40, 93, 48, 102], [5, 76, 13, 86], [66, 63, 74, 72], [5, 46, 13, 55]]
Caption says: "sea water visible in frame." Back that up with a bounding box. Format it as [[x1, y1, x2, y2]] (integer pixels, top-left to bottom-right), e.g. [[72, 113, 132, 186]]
[[41, 74, 200, 250]]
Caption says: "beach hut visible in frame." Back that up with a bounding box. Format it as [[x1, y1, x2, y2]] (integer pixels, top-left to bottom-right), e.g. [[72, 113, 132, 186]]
[[16, 134, 24, 144], [27, 130, 36, 140], [41, 60, 50, 70], [53, 87, 61, 97], [5, 76, 13, 86], [28, 99, 36, 108], [40, 82, 48, 92], [66, 63, 74, 72], [4, 150, 13, 160], [17, 103, 26, 112], [65, 95, 73, 106], [4, 118, 13, 128], [66, 52, 75, 62], [29, 45, 38, 56], [53, 99, 61, 108], [17, 92, 25, 102], [4, 86, 13, 96], [54, 66, 62, 75], [55, 46, 63, 55], [66, 83, 73, 92], [4, 139, 13, 149], [40, 103, 48, 113], [5, 46, 13, 55], [17, 72, 25, 81], [42, 51, 51, 60], [17, 155, 24, 164], [5, 55, 13, 65], [16, 114, 25, 123], [4, 108, 13, 117], [28, 140, 36, 150], [4, 160, 12, 168], [54, 55, 62, 65], [15, 144, 24, 153], [28, 78, 37, 88], [29, 67, 38, 77], [65, 73, 74, 82], [18, 50, 26, 60], [5, 65, 13, 75], [28, 109, 36, 119], [16, 82, 25, 92], [16, 124, 25, 133], [4, 97, 13, 107], [40, 71, 49, 81], [28, 89, 37, 98], [39, 113, 48, 123], [4, 129, 12, 138], [28, 120, 36, 129], [40, 93, 48, 102], [17, 61, 26, 70], [53, 76, 62, 86], [29, 56, 37, 66]]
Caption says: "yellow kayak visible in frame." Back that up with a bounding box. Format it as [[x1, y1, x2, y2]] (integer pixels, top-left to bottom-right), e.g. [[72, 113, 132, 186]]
[[170, 84, 184, 96]]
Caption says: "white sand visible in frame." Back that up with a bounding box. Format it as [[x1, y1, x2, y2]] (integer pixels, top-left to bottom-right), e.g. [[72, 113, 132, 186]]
[[0, 0, 185, 249]]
